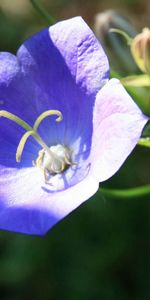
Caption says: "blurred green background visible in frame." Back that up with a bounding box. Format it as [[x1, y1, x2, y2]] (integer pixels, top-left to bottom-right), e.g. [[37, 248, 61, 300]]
[[0, 0, 150, 299]]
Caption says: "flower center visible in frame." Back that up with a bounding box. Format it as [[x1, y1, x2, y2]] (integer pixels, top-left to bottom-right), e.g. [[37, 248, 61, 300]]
[[0, 109, 75, 182], [36, 144, 73, 182]]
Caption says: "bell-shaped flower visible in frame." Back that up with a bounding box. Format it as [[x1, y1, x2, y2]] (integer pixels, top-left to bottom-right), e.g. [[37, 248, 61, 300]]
[[0, 17, 148, 235]]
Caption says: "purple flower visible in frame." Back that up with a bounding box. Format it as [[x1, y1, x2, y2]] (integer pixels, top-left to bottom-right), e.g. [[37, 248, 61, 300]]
[[0, 17, 148, 235]]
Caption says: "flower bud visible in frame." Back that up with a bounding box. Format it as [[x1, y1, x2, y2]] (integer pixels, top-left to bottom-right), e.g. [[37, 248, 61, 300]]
[[131, 28, 150, 74], [94, 10, 138, 74]]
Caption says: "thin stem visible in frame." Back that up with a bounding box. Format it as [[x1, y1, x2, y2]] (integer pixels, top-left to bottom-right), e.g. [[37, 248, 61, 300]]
[[138, 137, 150, 148], [101, 185, 150, 199], [109, 28, 133, 45], [30, 0, 55, 25]]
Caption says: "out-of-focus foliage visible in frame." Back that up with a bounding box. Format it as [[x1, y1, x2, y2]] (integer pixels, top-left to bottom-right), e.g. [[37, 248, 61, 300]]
[[0, 0, 150, 299], [94, 10, 138, 75]]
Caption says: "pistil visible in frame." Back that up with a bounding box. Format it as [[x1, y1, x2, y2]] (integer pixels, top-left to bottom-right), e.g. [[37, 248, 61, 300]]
[[0, 109, 62, 162], [0, 109, 75, 183]]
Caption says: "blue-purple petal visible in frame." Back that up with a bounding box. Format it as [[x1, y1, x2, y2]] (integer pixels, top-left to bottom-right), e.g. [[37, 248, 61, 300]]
[[91, 79, 149, 182], [0, 17, 109, 168], [0, 167, 98, 235], [0, 18, 148, 236]]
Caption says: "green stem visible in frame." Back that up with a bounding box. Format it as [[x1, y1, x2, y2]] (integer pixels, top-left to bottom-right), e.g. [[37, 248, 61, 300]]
[[138, 138, 150, 148], [30, 0, 55, 25], [101, 185, 150, 199]]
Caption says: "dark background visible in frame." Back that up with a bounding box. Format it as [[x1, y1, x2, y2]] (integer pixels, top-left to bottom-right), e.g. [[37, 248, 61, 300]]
[[0, 0, 150, 299]]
